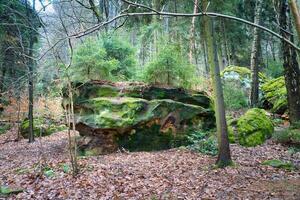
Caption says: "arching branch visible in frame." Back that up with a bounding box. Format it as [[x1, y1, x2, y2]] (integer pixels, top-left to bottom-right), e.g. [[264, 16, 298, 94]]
[[38, 0, 300, 61]]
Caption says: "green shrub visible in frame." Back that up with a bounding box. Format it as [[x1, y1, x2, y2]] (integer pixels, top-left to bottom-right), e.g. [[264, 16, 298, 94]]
[[223, 80, 248, 110], [142, 43, 196, 89], [0, 123, 11, 134], [263, 60, 284, 78], [20, 118, 67, 138], [186, 131, 218, 156], [273, 128, 300, 146], [71, 34, 136, 82]]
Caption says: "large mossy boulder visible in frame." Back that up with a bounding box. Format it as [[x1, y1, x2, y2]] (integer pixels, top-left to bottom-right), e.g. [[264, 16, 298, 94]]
[[63, 81, 215, 155], [20, 118, 67, 138], [236, 108, 274, 147], [261, 76, 287, 114]]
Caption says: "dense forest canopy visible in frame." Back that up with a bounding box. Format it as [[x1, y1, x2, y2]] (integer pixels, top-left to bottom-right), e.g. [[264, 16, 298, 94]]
[[0, 0, 300, 199]]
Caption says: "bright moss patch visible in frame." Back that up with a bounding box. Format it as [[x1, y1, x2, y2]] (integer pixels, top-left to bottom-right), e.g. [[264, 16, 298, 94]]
[[262, 159, 294, 170], [0, 186, 23, 197], [221, 65, 266, 82], [261, 76, 287, 114], [227, 125, 236, 143], [221, 65, 252, 80], [78, 97, 212, 130], [237, 108, 274, 147]]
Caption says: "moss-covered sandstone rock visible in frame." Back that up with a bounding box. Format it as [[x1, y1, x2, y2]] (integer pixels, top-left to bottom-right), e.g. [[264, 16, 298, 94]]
[[261, 76, 287, 114], [63, 81, 215, 154], [236, 108, 274, 147]]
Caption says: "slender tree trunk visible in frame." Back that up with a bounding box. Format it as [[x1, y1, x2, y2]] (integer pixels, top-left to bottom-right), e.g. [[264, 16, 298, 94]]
[[250, 0, 263, 107], [202, 39, 209, 75], [189, 0, 198, 64], [279, 0, 300, 124], [0, 65, 6, 93], [221, 19, 231, 65], [201, 11, 209, 75], [26, 0, 35, 143], [17, 96, 21, 141], [203, 7, 232, 167], [152, 0, 160, 55], [28, 40, 34, 143], [88, 0, 101, 22], [67, 80, 78, 176], [289, 0, 300, 40]]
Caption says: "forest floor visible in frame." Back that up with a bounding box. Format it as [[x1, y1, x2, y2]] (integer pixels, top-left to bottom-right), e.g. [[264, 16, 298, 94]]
[[0, 128, 300, 200]]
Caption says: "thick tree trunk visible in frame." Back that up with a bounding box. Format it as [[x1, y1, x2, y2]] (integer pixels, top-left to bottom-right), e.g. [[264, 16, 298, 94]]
[[250, 0, 263, 107], [203, 4, 232, 167], [289, 0, 300, 40], [188, 0, 198, 64], [279, 0, 300, 124]]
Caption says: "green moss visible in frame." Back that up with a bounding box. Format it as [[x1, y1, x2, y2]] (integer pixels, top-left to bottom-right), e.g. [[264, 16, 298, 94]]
[[221, 65, 267, 82], [96, 85, 119, 97], [0, 186, 23, 196], [79, 97, 211, 130], [237, 108, 274, 147], [262, 159, 294, 170], [221, 66, 251, 79], [227, 126, 236, 143], [261, 76, 287, 114]]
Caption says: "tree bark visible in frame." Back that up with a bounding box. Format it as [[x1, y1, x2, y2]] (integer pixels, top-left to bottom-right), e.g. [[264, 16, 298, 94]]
[[289, 0, 300, 40], [26, 0, 35, 143], [28, 40, 34, 143], [279, 0, 300, 124], [188, 0, 198, 64], [250, 0, 263, 107], [152, 0, 160, 55], [221, 19, 231, 66], [203, 2, 232, 167]]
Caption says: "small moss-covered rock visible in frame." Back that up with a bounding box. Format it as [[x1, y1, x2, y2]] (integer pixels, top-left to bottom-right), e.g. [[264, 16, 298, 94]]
[[237, 108, 274, 147], [20, 118, 67, 138], [262, 159, 294, 170]]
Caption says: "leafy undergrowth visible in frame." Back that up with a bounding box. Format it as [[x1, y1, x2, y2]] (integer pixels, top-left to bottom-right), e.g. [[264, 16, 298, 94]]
[[0, 128, 300, 199]]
